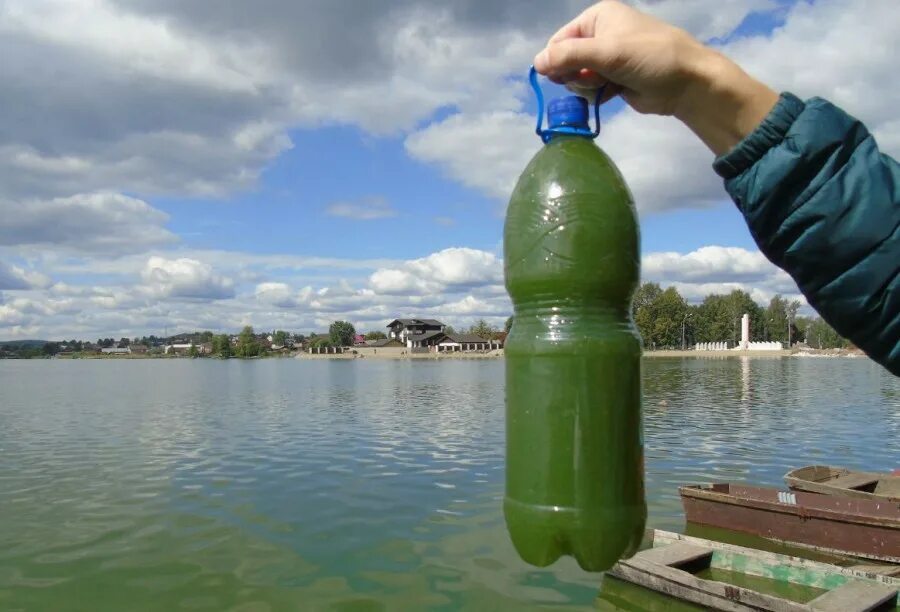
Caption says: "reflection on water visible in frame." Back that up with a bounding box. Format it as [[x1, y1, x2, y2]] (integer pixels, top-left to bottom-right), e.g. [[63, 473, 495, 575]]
[[0, 357, 897, 610]]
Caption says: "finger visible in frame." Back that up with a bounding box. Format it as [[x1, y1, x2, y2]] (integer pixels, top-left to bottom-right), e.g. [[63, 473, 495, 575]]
[[568, 68, 607, 89], [548, 18, 584, 44], [567, 72, 621, 105], [548, 70, 583, 85], [534, 37, 604, 77], [565, 82, 621, 107], [548, 1, 602, 43]]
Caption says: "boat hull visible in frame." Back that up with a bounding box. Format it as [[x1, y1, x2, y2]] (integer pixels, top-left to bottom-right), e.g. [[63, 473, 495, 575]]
[[680, 484, 900, 563], [784, 465, 900, 502], [608, 529, 899, 612]]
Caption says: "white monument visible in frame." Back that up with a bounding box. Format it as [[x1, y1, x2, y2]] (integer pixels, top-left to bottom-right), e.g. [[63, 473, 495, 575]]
[[740, 313, 750, 350], [694, 312, 783, 352]]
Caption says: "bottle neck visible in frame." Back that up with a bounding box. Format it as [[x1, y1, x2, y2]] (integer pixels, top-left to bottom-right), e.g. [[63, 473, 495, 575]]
[[513, 299, 630, 322], [544, 131, 594, 143]]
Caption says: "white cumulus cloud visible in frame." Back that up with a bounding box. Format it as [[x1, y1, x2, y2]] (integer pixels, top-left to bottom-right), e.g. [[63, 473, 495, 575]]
[[643, 246, 774, 283], [369, 247, 503, 295], [141, 256, 235, 300]]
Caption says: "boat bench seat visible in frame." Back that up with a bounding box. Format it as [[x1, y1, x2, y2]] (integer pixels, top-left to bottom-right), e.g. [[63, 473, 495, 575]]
[[827, 472, 879, 490], [809, 580, 898, 612], [636, 543, 712, 568], [874, 479, 900, 497]]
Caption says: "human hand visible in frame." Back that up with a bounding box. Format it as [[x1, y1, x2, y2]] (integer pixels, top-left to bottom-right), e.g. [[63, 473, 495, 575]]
[[534, 0, 778, 155]]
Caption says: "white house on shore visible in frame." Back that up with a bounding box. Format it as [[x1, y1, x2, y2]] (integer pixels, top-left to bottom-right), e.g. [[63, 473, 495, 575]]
[[101, 346, 131, 355], [165, 343, 212, 355], [387, 319, 502, 352]]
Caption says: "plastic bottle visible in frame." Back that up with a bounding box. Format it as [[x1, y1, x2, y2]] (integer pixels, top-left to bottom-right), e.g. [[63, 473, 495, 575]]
[[503, 68, 645, 571]]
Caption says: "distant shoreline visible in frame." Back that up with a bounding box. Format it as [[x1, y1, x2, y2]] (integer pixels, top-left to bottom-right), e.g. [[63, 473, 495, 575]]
[[9, 348, 866, 362], [297, 348, 863, 361]]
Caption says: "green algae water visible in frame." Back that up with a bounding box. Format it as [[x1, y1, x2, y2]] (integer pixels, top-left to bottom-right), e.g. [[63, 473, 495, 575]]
[[1, 358, 898, 610], [503, 89, 645, 571]]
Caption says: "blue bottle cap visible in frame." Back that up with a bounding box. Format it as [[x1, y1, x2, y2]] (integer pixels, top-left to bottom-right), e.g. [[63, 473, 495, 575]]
[[529, 66, 604, 143], [548, 96, 589, 131]]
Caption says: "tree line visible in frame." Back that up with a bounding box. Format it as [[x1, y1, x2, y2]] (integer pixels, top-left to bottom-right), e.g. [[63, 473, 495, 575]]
[[628, 283, 848, 350], [1, 296, 848, 360]]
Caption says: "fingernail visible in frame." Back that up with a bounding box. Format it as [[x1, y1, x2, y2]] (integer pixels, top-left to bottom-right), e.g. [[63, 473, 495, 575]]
[[534, 49, 549, 72]]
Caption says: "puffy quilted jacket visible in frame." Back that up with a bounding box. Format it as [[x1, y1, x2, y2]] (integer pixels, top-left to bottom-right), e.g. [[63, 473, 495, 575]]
[[714, 93, 899, 376]]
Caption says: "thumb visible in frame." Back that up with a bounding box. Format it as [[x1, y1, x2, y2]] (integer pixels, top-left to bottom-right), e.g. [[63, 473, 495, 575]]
[[534, 37, 605, 77]]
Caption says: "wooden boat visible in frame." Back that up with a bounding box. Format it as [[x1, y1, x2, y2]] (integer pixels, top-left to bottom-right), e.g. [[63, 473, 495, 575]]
[[785, 465, 900, 502], [680, 483, 900, 563], [607, 529, 899, 612]]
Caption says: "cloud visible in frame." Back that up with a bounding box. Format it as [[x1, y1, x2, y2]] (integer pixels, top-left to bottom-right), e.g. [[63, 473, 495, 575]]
[[5, 0, 862, 239], [369, 247, 503, 295], [0, 0, 577, 206], [141, 256, 235, 300], [0, 261, 50, 290], [404, 108, 722, 213], [0, 240, 811, 340], [634, 0, 777, 42], [642, 246, 801, 304], [0, 304, 29, 327], [324, 196, 397, 220], [0, 192, 177, 255], [405, 0, 899, 212], [643, 246, 774, 283], [255, 282, 314, 309], [405, 112, 538, 201]]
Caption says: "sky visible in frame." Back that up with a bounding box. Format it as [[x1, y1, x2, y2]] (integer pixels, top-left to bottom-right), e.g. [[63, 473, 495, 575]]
[[0, 0, 898, 340]]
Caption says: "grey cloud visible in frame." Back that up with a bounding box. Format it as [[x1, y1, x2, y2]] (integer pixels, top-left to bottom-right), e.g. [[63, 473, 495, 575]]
[[0, 0, 795, 224], [112, 0, 578, 79], [0, 261, 48, 290], [0, 192, 177, 255]]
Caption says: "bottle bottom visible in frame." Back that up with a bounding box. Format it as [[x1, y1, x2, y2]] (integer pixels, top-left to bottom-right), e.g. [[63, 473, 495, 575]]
[[504, 496, 645, 571]]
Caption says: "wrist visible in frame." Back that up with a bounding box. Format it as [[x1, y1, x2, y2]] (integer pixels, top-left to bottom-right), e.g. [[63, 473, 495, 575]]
[[675, 47, 779, 156]]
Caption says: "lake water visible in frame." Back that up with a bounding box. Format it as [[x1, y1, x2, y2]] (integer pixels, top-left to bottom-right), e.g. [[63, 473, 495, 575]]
[[0, 357, 897, 610]]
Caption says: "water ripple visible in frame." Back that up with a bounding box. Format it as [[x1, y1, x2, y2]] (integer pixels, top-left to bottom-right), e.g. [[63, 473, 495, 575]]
[[0, 357, 896, 610]]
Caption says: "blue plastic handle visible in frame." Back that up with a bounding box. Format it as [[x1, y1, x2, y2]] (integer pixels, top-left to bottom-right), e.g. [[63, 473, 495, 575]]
[[529, 65, 605, 143]]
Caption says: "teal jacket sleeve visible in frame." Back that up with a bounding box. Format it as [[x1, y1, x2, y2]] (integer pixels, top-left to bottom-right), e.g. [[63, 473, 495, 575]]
[[714, 93, 899, 376]]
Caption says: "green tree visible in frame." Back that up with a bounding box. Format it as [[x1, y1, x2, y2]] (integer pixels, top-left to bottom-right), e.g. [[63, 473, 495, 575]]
[[786, 300, 801, 347], [188, 343, 199, 358], [632, 282, 662, 316], [443, 325, 456, 335], [763, 295, 800, 343], [468, 319, 495, 339], [632, 283, 688, 349], [504, 316, 514, 333], [235, 326, 260, 357], [694, 290, 763, 345], [212, 334, 232, 357], [804, 317, 848, 349], [652, 287, 689, 349], [764, 295, 786, 342], [313, 337, 333, 348], [632, 282, 663, 346], [329, 321, 356, 347], [273, 330, 288, 347], [364, 331, 387, 340]]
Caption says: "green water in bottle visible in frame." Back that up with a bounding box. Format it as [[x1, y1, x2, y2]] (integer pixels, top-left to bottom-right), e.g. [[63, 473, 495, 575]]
[[503, 71, 645, 571]]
